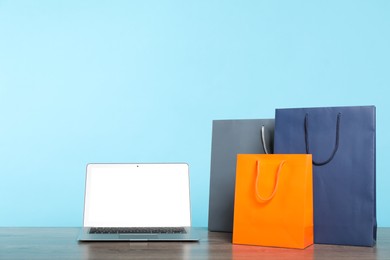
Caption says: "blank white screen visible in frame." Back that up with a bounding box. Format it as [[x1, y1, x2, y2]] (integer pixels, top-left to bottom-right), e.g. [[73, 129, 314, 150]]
[[83, 164, 191, 227]]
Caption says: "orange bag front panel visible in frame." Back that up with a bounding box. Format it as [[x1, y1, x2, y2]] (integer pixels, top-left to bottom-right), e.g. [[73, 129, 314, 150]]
[[233, 154, 313, 249]]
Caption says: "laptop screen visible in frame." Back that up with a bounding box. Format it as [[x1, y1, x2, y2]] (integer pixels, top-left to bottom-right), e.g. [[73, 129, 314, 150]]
[[83, 163, 191, 227]]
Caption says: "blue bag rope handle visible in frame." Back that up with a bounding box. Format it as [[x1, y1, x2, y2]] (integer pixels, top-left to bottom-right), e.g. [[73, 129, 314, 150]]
[[304, 112, 341, 166]]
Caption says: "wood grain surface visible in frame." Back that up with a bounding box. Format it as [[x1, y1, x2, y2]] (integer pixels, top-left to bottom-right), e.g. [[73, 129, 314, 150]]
[[0, 227, 389, 259]]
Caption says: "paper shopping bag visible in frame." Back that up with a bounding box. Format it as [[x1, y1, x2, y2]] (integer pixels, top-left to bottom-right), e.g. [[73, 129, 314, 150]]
[[233, 154, 313, 249], [208, 119, 274, 232], [274, 106, 376, 246]]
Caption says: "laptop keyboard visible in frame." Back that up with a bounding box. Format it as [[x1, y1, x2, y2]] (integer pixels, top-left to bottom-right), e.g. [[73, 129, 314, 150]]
[[89, 227, 186, 234]]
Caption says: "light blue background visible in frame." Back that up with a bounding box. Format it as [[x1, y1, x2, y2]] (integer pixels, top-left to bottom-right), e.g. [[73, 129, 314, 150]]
[[0, 1, 389, 227]]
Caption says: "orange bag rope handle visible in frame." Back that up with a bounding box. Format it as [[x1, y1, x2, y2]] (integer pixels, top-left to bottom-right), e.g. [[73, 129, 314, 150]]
[[255, 160, 286, 202]]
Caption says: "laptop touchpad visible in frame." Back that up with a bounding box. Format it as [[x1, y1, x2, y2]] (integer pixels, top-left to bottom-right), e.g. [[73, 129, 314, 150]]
[[118, 234, 159, 240]]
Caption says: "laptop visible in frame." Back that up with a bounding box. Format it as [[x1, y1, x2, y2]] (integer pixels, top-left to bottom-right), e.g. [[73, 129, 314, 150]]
[[78, 163, 199, 241]]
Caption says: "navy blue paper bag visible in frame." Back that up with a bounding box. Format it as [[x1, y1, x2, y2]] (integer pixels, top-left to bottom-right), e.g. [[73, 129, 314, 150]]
[[274, 106, 376, 246]]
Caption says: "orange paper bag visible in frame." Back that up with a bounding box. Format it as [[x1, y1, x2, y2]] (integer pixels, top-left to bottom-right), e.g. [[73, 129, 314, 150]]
[[233, 154, 313, 249]]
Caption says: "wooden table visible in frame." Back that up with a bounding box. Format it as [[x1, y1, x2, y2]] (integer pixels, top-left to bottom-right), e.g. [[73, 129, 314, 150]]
[[0, 227, 389, 259]]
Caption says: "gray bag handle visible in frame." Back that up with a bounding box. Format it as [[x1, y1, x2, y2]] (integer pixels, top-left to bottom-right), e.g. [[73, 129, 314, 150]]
[[261, 125, 270, 154]]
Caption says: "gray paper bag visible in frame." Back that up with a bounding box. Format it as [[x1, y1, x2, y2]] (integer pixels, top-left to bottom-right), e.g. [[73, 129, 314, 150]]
[[208, 119, 274, 232]]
